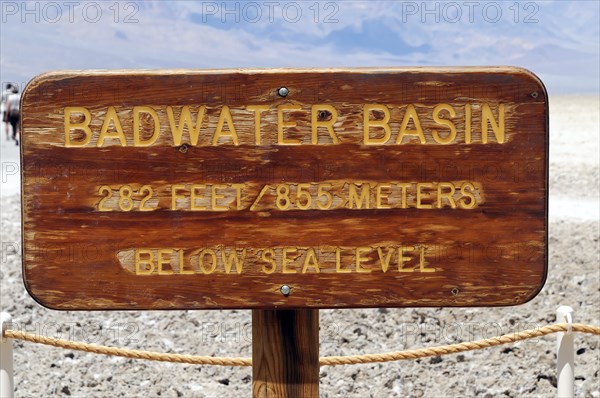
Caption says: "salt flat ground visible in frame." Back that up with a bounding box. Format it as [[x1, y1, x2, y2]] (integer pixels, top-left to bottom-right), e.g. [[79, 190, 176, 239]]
[[0, 95, 598, 397]]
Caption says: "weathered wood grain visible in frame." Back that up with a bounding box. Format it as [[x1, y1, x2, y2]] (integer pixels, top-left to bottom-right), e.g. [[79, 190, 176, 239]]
[[252, 310, 319, 397], [20, 67, 549, 310]]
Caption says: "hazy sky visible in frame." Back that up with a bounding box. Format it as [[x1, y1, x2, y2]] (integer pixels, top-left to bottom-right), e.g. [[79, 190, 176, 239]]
[[1, 1, 599, 94]]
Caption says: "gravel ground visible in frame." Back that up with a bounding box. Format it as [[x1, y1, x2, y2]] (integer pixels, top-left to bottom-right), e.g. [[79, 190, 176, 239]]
[[1, 95, 599, 397]]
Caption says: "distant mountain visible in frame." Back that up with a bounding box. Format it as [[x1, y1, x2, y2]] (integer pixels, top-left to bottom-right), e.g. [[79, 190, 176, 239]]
[[1, 1, 598, 93]]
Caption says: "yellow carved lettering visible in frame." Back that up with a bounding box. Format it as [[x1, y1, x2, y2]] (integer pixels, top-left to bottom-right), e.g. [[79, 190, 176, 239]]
[[437, 182, 457, 209], [166, 106, 206, 146], [376, 184, 392, 209], [419, 246, 435, 272], [179, 250, 194, 274], [97, 106, 126, 147], [465, 104, 472, 144], [213, 105, 239, 145], [398, 183, 410, 209], [232, 184, 244, 210], [349, 183, 370, 209], [335, 247, 350, 273], [377, 247, 394, 273], [199, 249, 217, 274], [397, 105, 425, 144], [133, 106, 160, 146], [221, 249, 245, 274], [482, 104, 505, 144], [277, 104, 302, 145], [458, 182, 477, 209], [64, 107, 92, 147], [398, 246, 413, 272], [171, 184, 186, 210], [311, 104, 339, 144], [416, 183, 433, 209], [211, 184, 228, 211], [261, 249, 276, 274], [432, 104, 456, 144], [157, 249, 174, 275], [302, 248, 320, 273], [135, 249, 154, 275], [355, 247, 371, 273], [363, 104, 391, 145], [247, 105, 269, 145], [190, 184, 206, 211], [282, 247, 297, 273]]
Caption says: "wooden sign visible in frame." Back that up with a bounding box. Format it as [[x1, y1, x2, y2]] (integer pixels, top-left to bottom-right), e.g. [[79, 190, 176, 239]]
[[20, 67, 548, 310]]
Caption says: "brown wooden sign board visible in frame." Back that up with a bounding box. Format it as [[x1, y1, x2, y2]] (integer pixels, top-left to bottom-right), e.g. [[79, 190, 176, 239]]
[[21, 67, 548, 310]]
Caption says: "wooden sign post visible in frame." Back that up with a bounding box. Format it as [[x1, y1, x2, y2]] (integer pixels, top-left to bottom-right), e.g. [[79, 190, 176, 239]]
[[20, 68, 548, 397], [253, 309, 319, 397]]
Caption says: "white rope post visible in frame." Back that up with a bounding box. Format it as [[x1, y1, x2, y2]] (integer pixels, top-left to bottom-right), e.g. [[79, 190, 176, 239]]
[[556, 306, 574, 398], [1, 312, 14, 398]]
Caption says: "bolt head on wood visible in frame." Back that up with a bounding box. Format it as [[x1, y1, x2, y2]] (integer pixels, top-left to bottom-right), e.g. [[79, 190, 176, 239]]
[[280, 285, 291, 296], [278, 87, 289, 97]]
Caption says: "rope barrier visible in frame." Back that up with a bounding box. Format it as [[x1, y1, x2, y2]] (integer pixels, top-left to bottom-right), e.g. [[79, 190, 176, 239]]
[[3, 323, 599, 367], [320, 323, 599, 366], [3, 329, 251, 367]]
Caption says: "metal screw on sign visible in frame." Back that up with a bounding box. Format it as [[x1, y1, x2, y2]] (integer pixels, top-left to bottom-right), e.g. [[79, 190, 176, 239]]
[[278, 87, 289, 97], [280, 285, 291, 296]]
